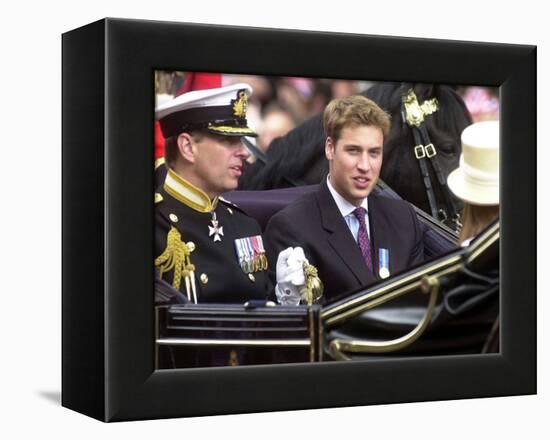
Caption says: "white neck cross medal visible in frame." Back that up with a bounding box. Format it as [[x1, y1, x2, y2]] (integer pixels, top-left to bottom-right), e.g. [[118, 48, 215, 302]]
[[208, 212, 224, 242]]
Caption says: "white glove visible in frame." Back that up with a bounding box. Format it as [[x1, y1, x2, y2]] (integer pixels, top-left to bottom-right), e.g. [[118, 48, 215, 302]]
[[275, 247, 308, 305]]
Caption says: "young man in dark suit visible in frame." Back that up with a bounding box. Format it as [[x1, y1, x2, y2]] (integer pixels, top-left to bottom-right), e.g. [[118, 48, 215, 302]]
[[264, 95, 424, 304]]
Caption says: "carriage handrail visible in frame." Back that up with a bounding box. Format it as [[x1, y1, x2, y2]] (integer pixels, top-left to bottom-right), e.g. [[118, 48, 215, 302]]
[[328, 275, 440, 358], [321, 221, 499, 327]]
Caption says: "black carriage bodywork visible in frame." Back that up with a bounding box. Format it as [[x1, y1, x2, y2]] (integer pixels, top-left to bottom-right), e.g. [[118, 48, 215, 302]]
[[323, 220, 498, 360], [156, 304, 323, 368]]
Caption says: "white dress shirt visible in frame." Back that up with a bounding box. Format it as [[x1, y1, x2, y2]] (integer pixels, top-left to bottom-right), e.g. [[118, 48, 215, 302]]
[[326, 176, 371, 241]]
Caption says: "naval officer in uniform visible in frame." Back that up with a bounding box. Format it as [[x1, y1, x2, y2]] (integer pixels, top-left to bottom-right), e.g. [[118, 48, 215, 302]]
[[154, 83, 271, 303], [155, 83, 318, 305]]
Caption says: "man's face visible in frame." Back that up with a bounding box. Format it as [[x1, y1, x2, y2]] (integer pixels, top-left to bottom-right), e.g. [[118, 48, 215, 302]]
[[188, 133, 250, 198], [326, 124, 384, 206]]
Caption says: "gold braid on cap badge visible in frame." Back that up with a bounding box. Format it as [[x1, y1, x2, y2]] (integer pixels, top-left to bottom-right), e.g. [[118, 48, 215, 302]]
[[231, 90, 248, 118], [208, 125, 256, 134]]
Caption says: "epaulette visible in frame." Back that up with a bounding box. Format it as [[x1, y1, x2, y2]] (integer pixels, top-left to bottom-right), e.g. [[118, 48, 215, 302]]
[[155, 192, 164, 204], [218, 196, 237, 207], [218, 196, 247, 215], [155, 157, 165, 170]]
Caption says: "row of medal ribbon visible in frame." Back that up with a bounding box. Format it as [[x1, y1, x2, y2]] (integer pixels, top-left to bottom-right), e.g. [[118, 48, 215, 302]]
[[234, 235, 269, 274]]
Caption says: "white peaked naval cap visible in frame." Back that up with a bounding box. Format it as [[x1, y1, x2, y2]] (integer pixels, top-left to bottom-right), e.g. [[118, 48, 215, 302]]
[[156, 83, 257, 138]]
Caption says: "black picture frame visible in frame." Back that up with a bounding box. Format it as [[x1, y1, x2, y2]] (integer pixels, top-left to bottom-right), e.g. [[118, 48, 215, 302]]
[[62, 18, 536, 422]]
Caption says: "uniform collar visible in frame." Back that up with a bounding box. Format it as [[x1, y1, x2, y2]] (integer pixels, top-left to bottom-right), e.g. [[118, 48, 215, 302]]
[[164, 168, 219, 213], [326, 175, 369, 218]]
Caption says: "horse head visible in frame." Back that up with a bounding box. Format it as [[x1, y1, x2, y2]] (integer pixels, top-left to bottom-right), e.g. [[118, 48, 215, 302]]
[[239, 82, 472, 228], [366, 83, 472, 226]]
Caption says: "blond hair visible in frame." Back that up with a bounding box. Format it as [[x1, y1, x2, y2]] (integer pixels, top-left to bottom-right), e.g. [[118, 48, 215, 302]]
[[323, 95, 391, 142], [459, 203, 499, 243]]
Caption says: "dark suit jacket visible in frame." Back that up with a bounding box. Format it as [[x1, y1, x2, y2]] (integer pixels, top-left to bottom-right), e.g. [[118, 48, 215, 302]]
[[264, 180, 424, 303]]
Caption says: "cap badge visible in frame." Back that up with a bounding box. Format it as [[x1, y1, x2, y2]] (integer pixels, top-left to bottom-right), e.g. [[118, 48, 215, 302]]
[[231, 90, 248, 119]]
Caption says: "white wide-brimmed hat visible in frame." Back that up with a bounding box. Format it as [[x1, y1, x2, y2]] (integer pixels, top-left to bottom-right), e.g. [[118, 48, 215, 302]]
[[447, 120, 499, 205]]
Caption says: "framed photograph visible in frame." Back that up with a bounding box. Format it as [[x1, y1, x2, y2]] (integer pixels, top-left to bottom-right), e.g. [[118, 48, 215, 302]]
[[62, 18, 536, 421]]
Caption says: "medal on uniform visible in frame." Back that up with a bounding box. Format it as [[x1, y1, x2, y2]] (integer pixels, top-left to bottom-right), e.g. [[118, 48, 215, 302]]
[[234, 237, 250, 273], [234, 235, 266, 274], [378, 248, 390, 279], [258, 236, 269, 270], [250, 235, 268, 271], [234, 238, 247, 273], [208, 211, 224, 242], [243, 237, 255, 273]]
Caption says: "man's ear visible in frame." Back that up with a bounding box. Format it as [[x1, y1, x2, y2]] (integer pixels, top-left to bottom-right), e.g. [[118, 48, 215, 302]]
[[177, 133, 196, 163], [325, 137, 335, 161]]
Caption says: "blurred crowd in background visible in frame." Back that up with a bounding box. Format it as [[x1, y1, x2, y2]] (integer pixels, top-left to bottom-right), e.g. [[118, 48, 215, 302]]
[[155, 71, 499, 162]]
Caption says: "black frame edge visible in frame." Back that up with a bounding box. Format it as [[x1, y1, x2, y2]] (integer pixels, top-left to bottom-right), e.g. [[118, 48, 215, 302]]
[[62, 19, 107, 421], [500, 45, 537, 394]]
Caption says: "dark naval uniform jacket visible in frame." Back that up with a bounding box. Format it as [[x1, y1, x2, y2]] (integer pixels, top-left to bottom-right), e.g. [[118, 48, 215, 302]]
[[155, 169, 270, 304], [264, 180, 424, 304]]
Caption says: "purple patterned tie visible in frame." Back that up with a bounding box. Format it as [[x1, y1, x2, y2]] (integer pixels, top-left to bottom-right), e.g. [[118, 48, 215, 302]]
[[353, 207, 373, 271]]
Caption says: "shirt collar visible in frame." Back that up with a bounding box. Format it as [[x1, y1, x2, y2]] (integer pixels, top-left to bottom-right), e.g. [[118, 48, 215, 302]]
[[326, 175, 369, 217], [164, 168, 219, 213]]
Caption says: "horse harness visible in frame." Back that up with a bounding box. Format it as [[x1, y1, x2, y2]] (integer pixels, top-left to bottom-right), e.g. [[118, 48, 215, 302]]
[[401, 88, 462, 232]]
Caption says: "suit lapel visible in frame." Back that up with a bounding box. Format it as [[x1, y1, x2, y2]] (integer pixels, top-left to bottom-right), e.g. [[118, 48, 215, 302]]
[[317, 181, 376, 286]]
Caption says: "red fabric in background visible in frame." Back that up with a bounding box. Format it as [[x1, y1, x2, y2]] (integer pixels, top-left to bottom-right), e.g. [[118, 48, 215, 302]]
[[175, 72, 222, 96], [154, 121, 165, 160], [155, 72, 222, 160]]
